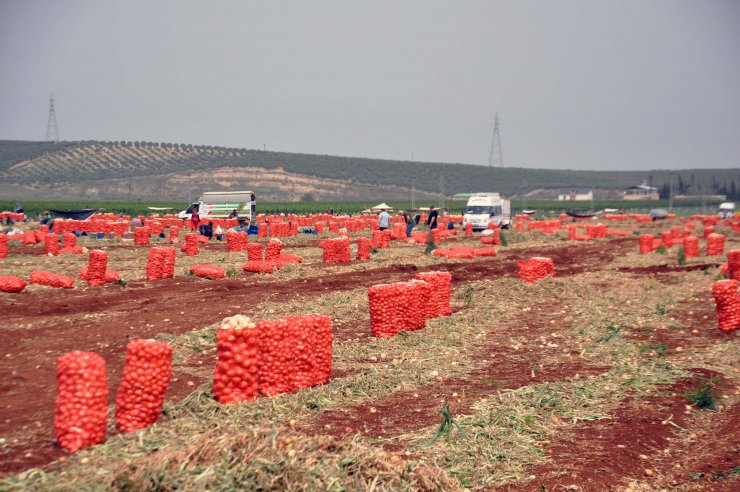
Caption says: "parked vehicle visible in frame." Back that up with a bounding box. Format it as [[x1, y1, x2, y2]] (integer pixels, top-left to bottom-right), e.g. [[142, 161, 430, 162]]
[[462, 193, 511, 230], [178, 191, 256, 223], [719, 202, 735, 219]]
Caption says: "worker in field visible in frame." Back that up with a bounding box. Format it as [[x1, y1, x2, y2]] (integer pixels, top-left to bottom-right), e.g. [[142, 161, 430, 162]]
[[190, 205, 200, 231], [199, 221, 214, 239], [40, 211, 55, 232], [228, 209, 238, 219], [426, 205, 439, 229], [400, 210, 414, 238], [378, 208, 390, 231]]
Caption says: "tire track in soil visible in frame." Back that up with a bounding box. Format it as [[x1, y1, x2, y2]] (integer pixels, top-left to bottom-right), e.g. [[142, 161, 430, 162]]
[[0, 237, 633, 476], [500, 368, 738, 492]]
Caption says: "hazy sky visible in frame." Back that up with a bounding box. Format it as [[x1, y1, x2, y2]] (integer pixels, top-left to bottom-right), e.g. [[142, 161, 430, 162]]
[[1, 0, 739, 170]]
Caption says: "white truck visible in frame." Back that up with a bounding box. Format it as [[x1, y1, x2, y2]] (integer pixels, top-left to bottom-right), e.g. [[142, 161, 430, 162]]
[[719, 202, 735, 219], [178, 191, 256, 223], [462, 193, 511, 230]]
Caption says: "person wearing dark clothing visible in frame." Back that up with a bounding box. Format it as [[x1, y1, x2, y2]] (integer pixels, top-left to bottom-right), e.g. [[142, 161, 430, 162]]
[[414, 212, 421, 225], [447, 221, 455, 230], [228, 209, 238, 219], [199, 221, 214, 239], [426, 206, 439, 230], [400, 210, 414, 238]]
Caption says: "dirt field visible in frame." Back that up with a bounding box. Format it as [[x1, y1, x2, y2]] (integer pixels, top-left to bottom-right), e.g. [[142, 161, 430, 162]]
[[0, 224, 738, 491]]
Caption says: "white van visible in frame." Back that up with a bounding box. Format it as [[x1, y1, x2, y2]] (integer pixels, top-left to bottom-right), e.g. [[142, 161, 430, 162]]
[[462, 193, 511, 230], [719, 202, 735, 219], [178, 191, 256, 223]]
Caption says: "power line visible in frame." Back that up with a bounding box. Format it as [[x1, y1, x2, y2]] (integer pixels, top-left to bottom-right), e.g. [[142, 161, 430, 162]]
[[45, 93, 59, 142], [488, 112, 503, 167]]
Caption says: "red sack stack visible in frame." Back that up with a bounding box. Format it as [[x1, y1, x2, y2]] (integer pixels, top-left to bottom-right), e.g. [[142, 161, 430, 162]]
[[182, 233, 199, 256], [169, 225, 180, 244], [22, 230, 37, 245], [247, 242, 263, 262], [639, 234, 655, 254], [415, 271, 452, 316], [86, 250, 108, 286], [683, 236, 700, 258], [30, 270, 75, 289], [134, 226, 151, 246], [660, 231, 674, 249], [711, 279, 740, 332], [412, 232, 429, 244], [257, 318, 295, 396], [307, 314, 332, 385], [54, 351, 108, 453], [162, 247, 176, 278], [727, 250, 740, 281], [284, 315, 318, 390], [518, 257, 555, 283], [474, 247, 498, 256], [44, 233, 59, 256], [190, 264, 226, 279], [319, 236, 351, 263], [706, 233, 725, 256], [368, 282, 403, 337], [243, 261, 275, 274], [146, 247, 167, 280], [226, 230, 249, 252], [258, 224, 268, 238], [265, 239, 282, 262], [213, 315, 259, 403], [405, 280, 432, 330], [356, 237, 371, 260], [703, 226, 715, 239], [79, 268, 119, 283], [115, 339, 172, 432], [0, 233, 6, 259], [59, 233, 83, 254], [465, 223, 473, 236], [371, 230, 391, 248], [0, 276, 26, 293]]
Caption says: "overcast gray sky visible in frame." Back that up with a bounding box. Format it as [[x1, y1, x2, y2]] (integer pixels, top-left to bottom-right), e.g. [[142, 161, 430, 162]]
[[1, 0, 738, 170]]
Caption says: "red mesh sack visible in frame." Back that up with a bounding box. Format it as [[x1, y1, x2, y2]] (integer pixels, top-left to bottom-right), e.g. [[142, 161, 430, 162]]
[[79, 268, 119, 283], [405, 280, 432, 330], [190, 264, 226, 279], [0, 233, 6, 259], [415, 271, 452, 316], [727, 250, 740, 281], [162, 247, 176, 278], [243, 261, 275, 274], [114, 339, 172, 432], [639, 234, 655, 254], [518, 257, 555, 283], [309, 314, 333, 385], [22, 230, 37, 245], [711, 279, 740, 332], [319, 237, 351, 263], [703, 226, 714, 239], [30, 270, 75, 289], [257, 318, 295, 396], [357, 237, 371, 260], [197, 235, 209, 244], [60, 233, 77, 250], [87, 250, 108, 286], [265, 239, 282, 262], [146, 247, 167, 280], [54, 351, 108, 453], [181, 233, 199, 256], [285, 315, 317, 390], [213, 315, 259, 403], [660, 231, 674, 248], [474, 247, 498, 256], [480, 235, 495, 245], [247, 242, 263, 262], [433, 246, 475, 258], [706, 233, 725, 256], [134, 226, 151, 246], [368, 283, 403, 337], [226, 230, 249, 252], [169, 225, 180, 244], [683, 236, 700, 258], [278, 253, 302, 264], [465, 223, 473, 236], [0, 276, 26, 293], [412, 232, 428, 244], [44, 233, 59, 256]]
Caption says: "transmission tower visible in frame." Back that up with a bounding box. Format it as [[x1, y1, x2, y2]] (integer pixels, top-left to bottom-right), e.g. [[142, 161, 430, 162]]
[[46, 93, 59, 142], [488, 112, 503, 167]]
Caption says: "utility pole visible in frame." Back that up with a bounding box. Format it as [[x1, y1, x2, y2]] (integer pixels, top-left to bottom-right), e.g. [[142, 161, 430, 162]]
[[668, 172, 674, 210], [188, 175, 192, 204], [488, 112, 504, 167], [411, 178, 416, 211], [439, 172, 445, 211], [46, 93, 59, 142], [522, 179, 529, 211]]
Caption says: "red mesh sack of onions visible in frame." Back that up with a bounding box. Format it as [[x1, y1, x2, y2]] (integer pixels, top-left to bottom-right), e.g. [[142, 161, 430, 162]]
[[726, 250, 740, 281], [44, 233, 59, 256], [368, 282, 403, 337], [169, 225, 180, 244], [54, 351, 108, 453], [0, 233, 7, 259], [257, 318, 296, 396], [22, 230, 37, 245], [146, 247, 167, 280], [278, 253, 302, 265], [181, 233, 199, 256], [265, 239, 282, 262], [706, 233, 725, 256], [30, 270, 75, 289], [134, 226, 151, 246], [518, 257, 555, 283], [474, 247, 498, 256], [86, 250, 109, 286], [246, 242, 263, 262], [190, 264, 226, 279], [711, 279, 740, 332], [114, 339, 172, 432], [0, 276, 26, 293], [356, 236, 371, 260], [415, 271, 452, 316], [683, 236, 700, 258], [639, 234, 655, 254], [213, 315, 259, 403], [243, 260, 275, 274], [79, 267, 119, 283]]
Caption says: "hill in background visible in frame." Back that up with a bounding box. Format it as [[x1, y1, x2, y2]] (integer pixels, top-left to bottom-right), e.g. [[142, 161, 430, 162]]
[[0, 140, 737, 202]]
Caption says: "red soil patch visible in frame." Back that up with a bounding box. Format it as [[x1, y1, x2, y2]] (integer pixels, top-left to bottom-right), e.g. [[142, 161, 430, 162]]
[[501, 368, 738, 492]]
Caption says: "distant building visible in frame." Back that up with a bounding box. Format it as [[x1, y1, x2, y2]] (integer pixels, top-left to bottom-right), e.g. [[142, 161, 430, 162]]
[[557, 188, 593, 201], [624, 182, 659, 200]]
